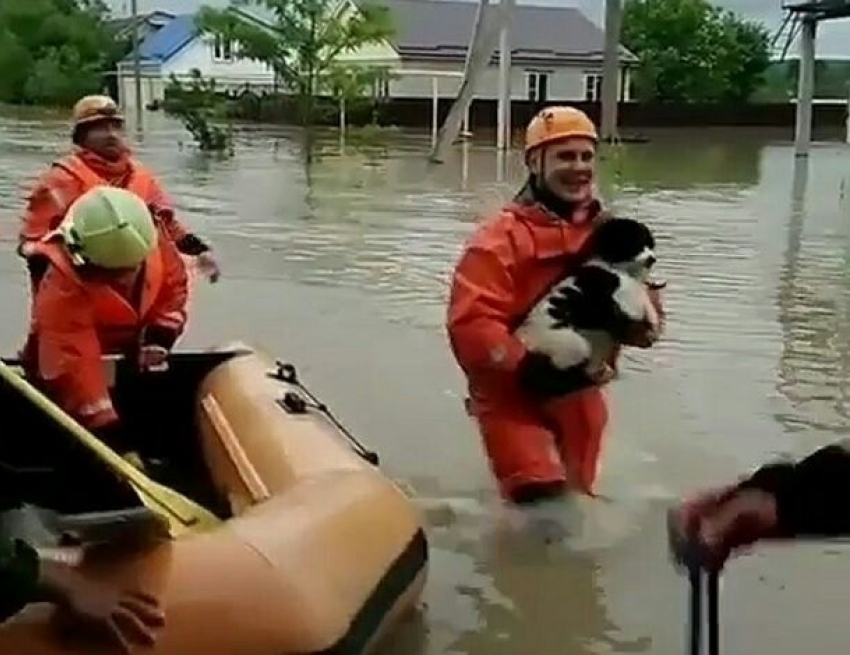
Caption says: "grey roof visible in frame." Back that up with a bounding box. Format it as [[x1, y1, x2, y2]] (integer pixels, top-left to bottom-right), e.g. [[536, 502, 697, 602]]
[[382, 0, 637, 65], [108, 0, 635, 65]]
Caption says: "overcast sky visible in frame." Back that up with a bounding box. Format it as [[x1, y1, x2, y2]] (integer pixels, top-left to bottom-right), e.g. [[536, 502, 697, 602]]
[[109, 0, 850, 58]]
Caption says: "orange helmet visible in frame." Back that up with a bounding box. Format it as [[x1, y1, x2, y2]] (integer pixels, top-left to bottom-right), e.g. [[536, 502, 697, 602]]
[[71, 95, 124, 130], [524, 106, 598, 153]]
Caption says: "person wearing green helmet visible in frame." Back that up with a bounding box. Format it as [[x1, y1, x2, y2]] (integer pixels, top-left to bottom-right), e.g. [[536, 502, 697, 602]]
[[61, 181, 159, 271], [21, 185, 190, 454]]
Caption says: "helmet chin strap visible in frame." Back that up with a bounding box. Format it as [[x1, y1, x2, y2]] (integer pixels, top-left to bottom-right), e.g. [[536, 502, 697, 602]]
[[530, 169, 580, 220]]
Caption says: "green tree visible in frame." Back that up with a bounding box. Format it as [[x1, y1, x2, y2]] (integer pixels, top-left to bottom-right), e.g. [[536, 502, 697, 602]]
[[196, 0, 396, 126], [0, 0, 114, 106], [326, 63, 396, 123], [622, 0, 771, 103], [163, 70, 233, 154]]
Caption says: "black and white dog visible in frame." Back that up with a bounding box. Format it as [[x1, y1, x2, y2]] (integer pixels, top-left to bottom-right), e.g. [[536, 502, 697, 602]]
[[515, 217, 661, 386]]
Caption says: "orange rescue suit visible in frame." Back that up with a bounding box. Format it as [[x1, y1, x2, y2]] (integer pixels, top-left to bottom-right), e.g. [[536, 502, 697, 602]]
[[20, 152, 190, 254], [24, 235, 189, 430], [447, 199, 657, 498]]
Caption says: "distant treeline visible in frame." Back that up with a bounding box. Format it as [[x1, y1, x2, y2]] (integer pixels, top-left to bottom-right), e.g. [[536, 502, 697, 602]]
[[755, 59, 850, 101]]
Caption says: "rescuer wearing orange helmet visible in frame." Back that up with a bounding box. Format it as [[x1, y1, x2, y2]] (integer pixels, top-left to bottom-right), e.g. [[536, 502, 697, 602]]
[[446, 106, 664, 504], [18, 94, 220, 292]]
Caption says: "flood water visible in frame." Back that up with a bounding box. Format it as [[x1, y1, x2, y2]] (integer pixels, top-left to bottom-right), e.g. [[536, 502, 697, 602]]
[[2, 107, 850, 654]]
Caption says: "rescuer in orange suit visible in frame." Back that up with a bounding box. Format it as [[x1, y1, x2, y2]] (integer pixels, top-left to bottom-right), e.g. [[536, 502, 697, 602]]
[[22, 185, 189, 455], [18, 94, 220, 293], [446, 106, 665, 504]]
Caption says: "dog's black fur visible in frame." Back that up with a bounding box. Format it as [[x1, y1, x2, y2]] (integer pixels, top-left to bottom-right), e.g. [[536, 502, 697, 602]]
[[515, 217, 660, 392]]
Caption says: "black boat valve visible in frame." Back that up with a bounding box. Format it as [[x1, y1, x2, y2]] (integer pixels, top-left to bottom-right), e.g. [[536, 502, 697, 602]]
[[271, 361, 298, 384], [280, 391, 307, 415]]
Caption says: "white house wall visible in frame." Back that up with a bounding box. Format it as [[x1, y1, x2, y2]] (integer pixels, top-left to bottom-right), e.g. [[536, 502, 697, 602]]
[[161, 37, 276, 91], [389, 59, 630, 102], [118, 73, 165, 110], [335, 39, 400, 67]]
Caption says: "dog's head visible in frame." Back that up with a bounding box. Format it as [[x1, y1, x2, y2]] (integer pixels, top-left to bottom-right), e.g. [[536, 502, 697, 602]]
[[583, 217, 656, 282]]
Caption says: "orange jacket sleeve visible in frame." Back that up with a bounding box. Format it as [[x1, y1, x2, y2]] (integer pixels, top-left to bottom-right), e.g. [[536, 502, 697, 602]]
[[147, 174, 212, 257], [446, 240, 528, 378], [142, 236, 189, 349], [33, 268, 118, 430], [146, 176, 190, 244], [19, 168, 79, 247]]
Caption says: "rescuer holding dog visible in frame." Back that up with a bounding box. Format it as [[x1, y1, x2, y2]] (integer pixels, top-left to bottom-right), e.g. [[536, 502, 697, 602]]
[[446, 106, 664, 504]]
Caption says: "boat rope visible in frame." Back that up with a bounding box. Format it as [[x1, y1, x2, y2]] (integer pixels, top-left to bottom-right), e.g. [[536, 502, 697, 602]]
[[269, 361, 380, 467]]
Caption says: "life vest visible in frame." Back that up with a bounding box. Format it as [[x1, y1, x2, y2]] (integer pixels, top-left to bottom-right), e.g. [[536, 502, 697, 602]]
[[28, 238, 167, 348], [52, 154, 158, 203]]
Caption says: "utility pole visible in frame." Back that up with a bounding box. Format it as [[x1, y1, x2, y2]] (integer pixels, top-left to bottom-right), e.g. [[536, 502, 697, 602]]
[[428, 0, 501, 163], [459, 0, 487, 137], [496, 0, 514, 151], [600, 0, 622, 141], [131, 0, 143, 134], [794, 18, 816, 157]]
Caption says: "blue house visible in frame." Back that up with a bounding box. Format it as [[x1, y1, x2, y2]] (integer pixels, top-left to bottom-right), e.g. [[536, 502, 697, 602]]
[[115, 0, 635, 109], [116, 10, 276, 110]]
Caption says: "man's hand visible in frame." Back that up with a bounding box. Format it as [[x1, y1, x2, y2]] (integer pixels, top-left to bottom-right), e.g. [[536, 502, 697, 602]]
[[40, 561, 165, 652], [667, 486, 781, 572], [620, 282, 666, 348], [647, 281, 666, 333], [588, 361, 617, 385], [196, 252, 221, 283], [621, 322, 661, 349], [138, 345, 169, 372]]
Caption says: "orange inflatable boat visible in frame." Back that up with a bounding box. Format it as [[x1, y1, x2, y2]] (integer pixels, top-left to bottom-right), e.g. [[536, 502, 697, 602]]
[[0, 345, 428, 654]]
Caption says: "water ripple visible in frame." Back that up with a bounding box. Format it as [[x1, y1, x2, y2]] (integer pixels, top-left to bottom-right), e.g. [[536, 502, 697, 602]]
[[4, 110, 850, 654]]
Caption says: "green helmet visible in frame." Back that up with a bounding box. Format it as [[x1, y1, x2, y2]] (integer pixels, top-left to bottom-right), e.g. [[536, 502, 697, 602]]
[[62, 186, 158, 269]]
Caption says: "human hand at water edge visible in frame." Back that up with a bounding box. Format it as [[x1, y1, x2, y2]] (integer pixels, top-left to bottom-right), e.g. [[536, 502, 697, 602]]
[[620, 282, 666, 348], [588, 362, 617, 385], [648, 281, 666, 332], [620, 321, 661, 349], [196, 251, 221, 283], [667, 485, 781, 573], [669, 442, 850, 572]]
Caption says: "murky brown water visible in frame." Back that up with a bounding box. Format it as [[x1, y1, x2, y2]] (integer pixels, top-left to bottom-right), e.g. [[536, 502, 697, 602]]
[[3, 108, 850, 654]]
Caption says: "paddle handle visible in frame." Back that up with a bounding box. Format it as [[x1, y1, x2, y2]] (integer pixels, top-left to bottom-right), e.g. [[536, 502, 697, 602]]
[[688, 564, 720, 655], [0, 359, 197, 527], [688, 565, 702, 655]]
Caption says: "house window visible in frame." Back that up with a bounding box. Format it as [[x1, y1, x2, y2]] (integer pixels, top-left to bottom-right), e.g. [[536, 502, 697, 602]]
[[526, 71, 549, 102], [212, 35, 233, 62], [584, 74, 603, 101], [368, 75, 390, 99]]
